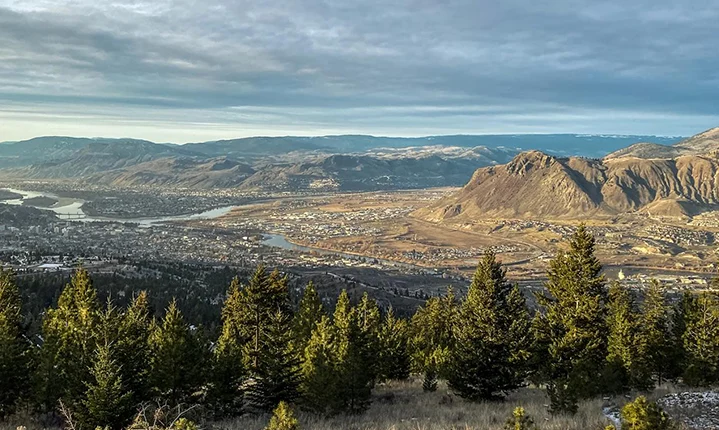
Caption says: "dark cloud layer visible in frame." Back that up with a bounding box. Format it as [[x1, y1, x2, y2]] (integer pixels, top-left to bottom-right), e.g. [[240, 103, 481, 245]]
[[1, 0, 718, 141]]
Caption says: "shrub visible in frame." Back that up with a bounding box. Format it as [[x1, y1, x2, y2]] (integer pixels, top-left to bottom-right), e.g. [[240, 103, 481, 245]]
[[126, 404, 200, 430], [265, 401, 299, 430], [621, 396, 673, 430], [504, 406, 537, 430]]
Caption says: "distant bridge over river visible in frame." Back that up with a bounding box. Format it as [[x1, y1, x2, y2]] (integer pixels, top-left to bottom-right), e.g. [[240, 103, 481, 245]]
[[56, 213, 86, 220]]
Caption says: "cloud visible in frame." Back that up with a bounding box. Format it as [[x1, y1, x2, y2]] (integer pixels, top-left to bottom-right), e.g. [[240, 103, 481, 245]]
[[0, 0, 718, 141]]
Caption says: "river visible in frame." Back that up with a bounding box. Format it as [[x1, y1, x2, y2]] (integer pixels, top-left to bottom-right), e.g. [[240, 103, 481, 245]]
[[260, 233, 425, 271], [0, 187, 237, 226], [1, 188, 85, 217], [2, 187, 429, 270]]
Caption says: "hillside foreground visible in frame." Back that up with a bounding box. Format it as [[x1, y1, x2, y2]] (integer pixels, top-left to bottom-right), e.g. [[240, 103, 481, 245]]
[[2, 380, 717, 430]]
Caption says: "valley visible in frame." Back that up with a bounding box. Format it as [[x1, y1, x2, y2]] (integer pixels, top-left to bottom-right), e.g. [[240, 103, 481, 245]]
[[208, 189, 719, 286], [5, 3, 719, 429], [2, 128, 719, 302], [2, 131, 719, 430]]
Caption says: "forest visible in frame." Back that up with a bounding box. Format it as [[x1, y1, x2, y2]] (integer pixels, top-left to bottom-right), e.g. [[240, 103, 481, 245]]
[[1, 226, 718, 430]]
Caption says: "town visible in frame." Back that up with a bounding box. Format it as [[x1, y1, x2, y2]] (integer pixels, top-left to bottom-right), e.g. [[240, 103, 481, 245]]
[[2, 184, 717, 303]]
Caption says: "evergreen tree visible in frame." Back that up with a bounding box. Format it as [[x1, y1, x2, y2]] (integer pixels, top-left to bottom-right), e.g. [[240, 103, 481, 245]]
[[238, 267, 299, 411], [97, 299, 122, 345], [149, 299, 205, 405], [207, 278, 245, 418], [635, 280, 671, 388], [245, 310, 301, 412], [378, 307, 411, 382], [666, 292, 697, 381], [356, 292, 382, 381], [332, 289, 353, 336], [79, 342, 134, 430], [300, 315, 340, 415], [532, 225, 607, 414], [292, 282, 325, 355], [334, 301, 373, 414], [447, 252, 532, 401], [117, 291, 152, 408], [0, 268, 30, 418], [239, 266, 293, 374], [36, 268, 100, 412], [264, 401, 299, 430], [682, 292, 719, 386], [604, 282, 637, 394], [410, 290, 457, 391]]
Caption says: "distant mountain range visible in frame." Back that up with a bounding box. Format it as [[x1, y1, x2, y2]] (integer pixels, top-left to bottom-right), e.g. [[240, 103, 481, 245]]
[[183, 134, 682, 159], [415, 127, 719, 220], [0, 132, 686, 191], [605, 128, 719, 159]]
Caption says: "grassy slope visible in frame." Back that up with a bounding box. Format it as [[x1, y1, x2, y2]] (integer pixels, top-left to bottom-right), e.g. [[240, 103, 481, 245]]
[[226, 379, 611, 430]]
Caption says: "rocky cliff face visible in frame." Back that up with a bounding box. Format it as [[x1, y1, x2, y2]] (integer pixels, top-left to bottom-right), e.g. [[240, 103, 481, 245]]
[[416, 149, 719, 220]]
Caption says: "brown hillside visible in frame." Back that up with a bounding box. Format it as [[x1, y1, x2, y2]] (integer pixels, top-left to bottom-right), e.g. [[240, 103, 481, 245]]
[[606, 127, 719, 159], [415, 150, 719, 221]]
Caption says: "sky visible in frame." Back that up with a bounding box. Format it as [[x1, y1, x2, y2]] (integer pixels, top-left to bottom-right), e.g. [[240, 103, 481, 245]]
[[1, 0, 719, 143]]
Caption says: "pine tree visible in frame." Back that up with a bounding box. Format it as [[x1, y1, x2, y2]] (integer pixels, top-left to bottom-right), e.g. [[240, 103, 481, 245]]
[[378, 307, 410, 382], [0, 268, 30, 419], [79, 343, 134, 430], [149, 299, 205, 405], [326, 290, 375, 413], [117, 291, 152, 407], [292, 282, 325, 355], [239, 266, 293, 374], [207, 278, 245, 418], [604, 282, 637, 394], [334, 302, 373, 414], [300, 315, 340, 414], [356, 292, 382, 381], [635, 280, 671, 388], [238, 267, 299, 411], [264, 401, 299, 430], [332, 290, 353, 337], [410, 290, 457, 390], [98, 298, 122, 343], [666, 292, 697, 381], [246, 310, 301, 412], [532, 225, 607, 414], [447, 252, 532, 401], [682, 292, 719, 386], [36, 268, 100, 412]]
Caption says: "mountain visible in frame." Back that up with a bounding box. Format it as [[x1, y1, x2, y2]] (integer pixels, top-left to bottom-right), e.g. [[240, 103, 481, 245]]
[[4, 140, 515, 190], [415, 150, 719, 221], [186, 134, 682, 160], [0, 137, 96, 168], [606, 127, 719, 159], [84, 157, 255, 189], [238, 149, 515, 191], [675, 127, 719, 153], [0, 133, 682, 169], [6, 140, 200, 179], [0, 133, 687, 191]]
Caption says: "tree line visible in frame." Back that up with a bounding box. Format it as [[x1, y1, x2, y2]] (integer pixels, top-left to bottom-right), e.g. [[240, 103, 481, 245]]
[[1, 226, 718, 429]]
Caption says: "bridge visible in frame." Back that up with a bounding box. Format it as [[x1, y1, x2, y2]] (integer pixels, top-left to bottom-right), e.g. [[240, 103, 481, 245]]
[[57, 212, 86, 220]]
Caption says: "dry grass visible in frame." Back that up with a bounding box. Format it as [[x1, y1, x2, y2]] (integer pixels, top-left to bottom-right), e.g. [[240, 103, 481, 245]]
[[12, 381, 711, 430], [219, 379, 612, 430]]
